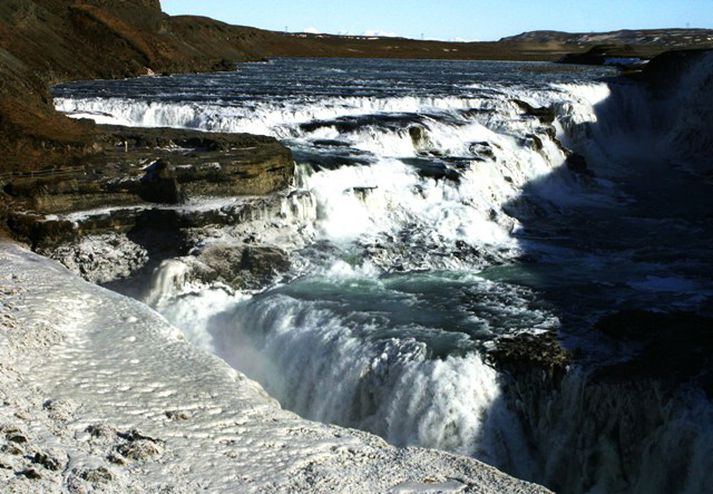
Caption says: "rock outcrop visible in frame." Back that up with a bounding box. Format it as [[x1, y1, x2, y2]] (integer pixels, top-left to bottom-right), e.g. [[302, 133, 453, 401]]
[[4, 127, 293, 213], [3, 126, 293, 249], [558, 44, 646, 66], [488, 331, 572, 382], [194, 244, 292, 291]]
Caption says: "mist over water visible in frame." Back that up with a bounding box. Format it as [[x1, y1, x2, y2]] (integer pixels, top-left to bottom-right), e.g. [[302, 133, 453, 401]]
[[55, 57, 713, 493]]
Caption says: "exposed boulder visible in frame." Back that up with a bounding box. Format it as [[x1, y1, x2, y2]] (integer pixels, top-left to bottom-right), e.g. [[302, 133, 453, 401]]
[[138, 159, 183, 204], [41, 234, 149, 284], [195, 244, 291, 291], [513, 100, 556, 124], [488, 331, 572, 381]]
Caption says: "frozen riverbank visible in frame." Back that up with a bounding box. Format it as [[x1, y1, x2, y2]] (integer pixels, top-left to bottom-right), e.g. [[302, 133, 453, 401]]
[[0, 242, 549, 493]]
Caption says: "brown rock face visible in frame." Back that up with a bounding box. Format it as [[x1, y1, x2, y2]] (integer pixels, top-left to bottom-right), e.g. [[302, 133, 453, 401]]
[[2, 126, 294, 248], [195, 244, 291, 291]]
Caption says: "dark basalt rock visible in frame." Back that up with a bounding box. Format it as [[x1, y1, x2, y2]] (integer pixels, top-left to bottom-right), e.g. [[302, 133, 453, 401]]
[[401, 158, 461, 183], [139, 159, 184, 204], [31, 452, 63, 471], [3, 125, 295, 247], [19, 467, 42, 479], [488, 331, 572, 381], [513, 100, 556, 124], [522, 134, 544, 152], [351, 186, 378, 201], [565, 152, 593, 176], [558, 44, 643, 66], [469, 141, 496, 160], [409, 125, 429, 147], [195, 244, 291, 291], [3, 126, 293, 214]]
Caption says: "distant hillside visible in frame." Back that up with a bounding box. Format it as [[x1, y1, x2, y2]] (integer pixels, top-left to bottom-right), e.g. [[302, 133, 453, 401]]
[[501, 29, 713, 49]]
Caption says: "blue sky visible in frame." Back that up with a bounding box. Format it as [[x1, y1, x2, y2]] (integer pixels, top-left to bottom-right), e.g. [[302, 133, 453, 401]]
[[160, 1, 713, 41]]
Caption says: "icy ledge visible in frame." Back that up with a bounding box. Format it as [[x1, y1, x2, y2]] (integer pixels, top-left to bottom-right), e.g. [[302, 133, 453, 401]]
[[0, 242, 549, 494]]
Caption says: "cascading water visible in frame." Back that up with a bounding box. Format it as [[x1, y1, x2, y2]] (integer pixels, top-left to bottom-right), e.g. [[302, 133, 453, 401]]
[[53, 56, 713, 493]]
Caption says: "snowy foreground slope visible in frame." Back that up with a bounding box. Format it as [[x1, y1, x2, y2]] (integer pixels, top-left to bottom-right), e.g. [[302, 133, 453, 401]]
[[0, 243, 549, 494]]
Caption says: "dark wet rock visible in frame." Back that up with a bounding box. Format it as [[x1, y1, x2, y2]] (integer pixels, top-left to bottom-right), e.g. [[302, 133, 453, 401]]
[[19, 467, 42, 479], [592, 310, 713, 394], [513, 100, 556, 124], [6, 431, 29, 444], [196, 244, 291, 291], [3, 127, 294, 217], [459, 108, 497, 119], [409, 125, 447, 158], [107, 452, 128, 465], [401, 158, 461, 183], [79, 466, 113, 484], [165, 410, 190, 421], [469, 141, 497, 160], [295, 151, 372, 171], [351, 187, 378, 202], [488, 331, 572, 381], [523, 134, 544, 152], [311, 139, 351, 148], [139, 159, 184, 204], [1, 444, 24, 456], [116, 429, 159, 443], [31, 452, 63, 471], [409, 125, 429, 148], [4, 127, 294, 250], [565, 152, 593, 176]]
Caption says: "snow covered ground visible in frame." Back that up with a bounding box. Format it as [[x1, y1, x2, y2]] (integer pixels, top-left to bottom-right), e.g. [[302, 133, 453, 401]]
[[0, 242, 549, 493]]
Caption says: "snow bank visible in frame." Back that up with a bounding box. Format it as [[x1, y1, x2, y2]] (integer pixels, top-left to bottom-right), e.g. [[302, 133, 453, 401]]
[[0, 242, 549, 493]]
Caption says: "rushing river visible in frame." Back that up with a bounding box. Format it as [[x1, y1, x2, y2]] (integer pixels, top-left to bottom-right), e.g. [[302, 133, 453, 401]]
[[54, 57, 713, 493]]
